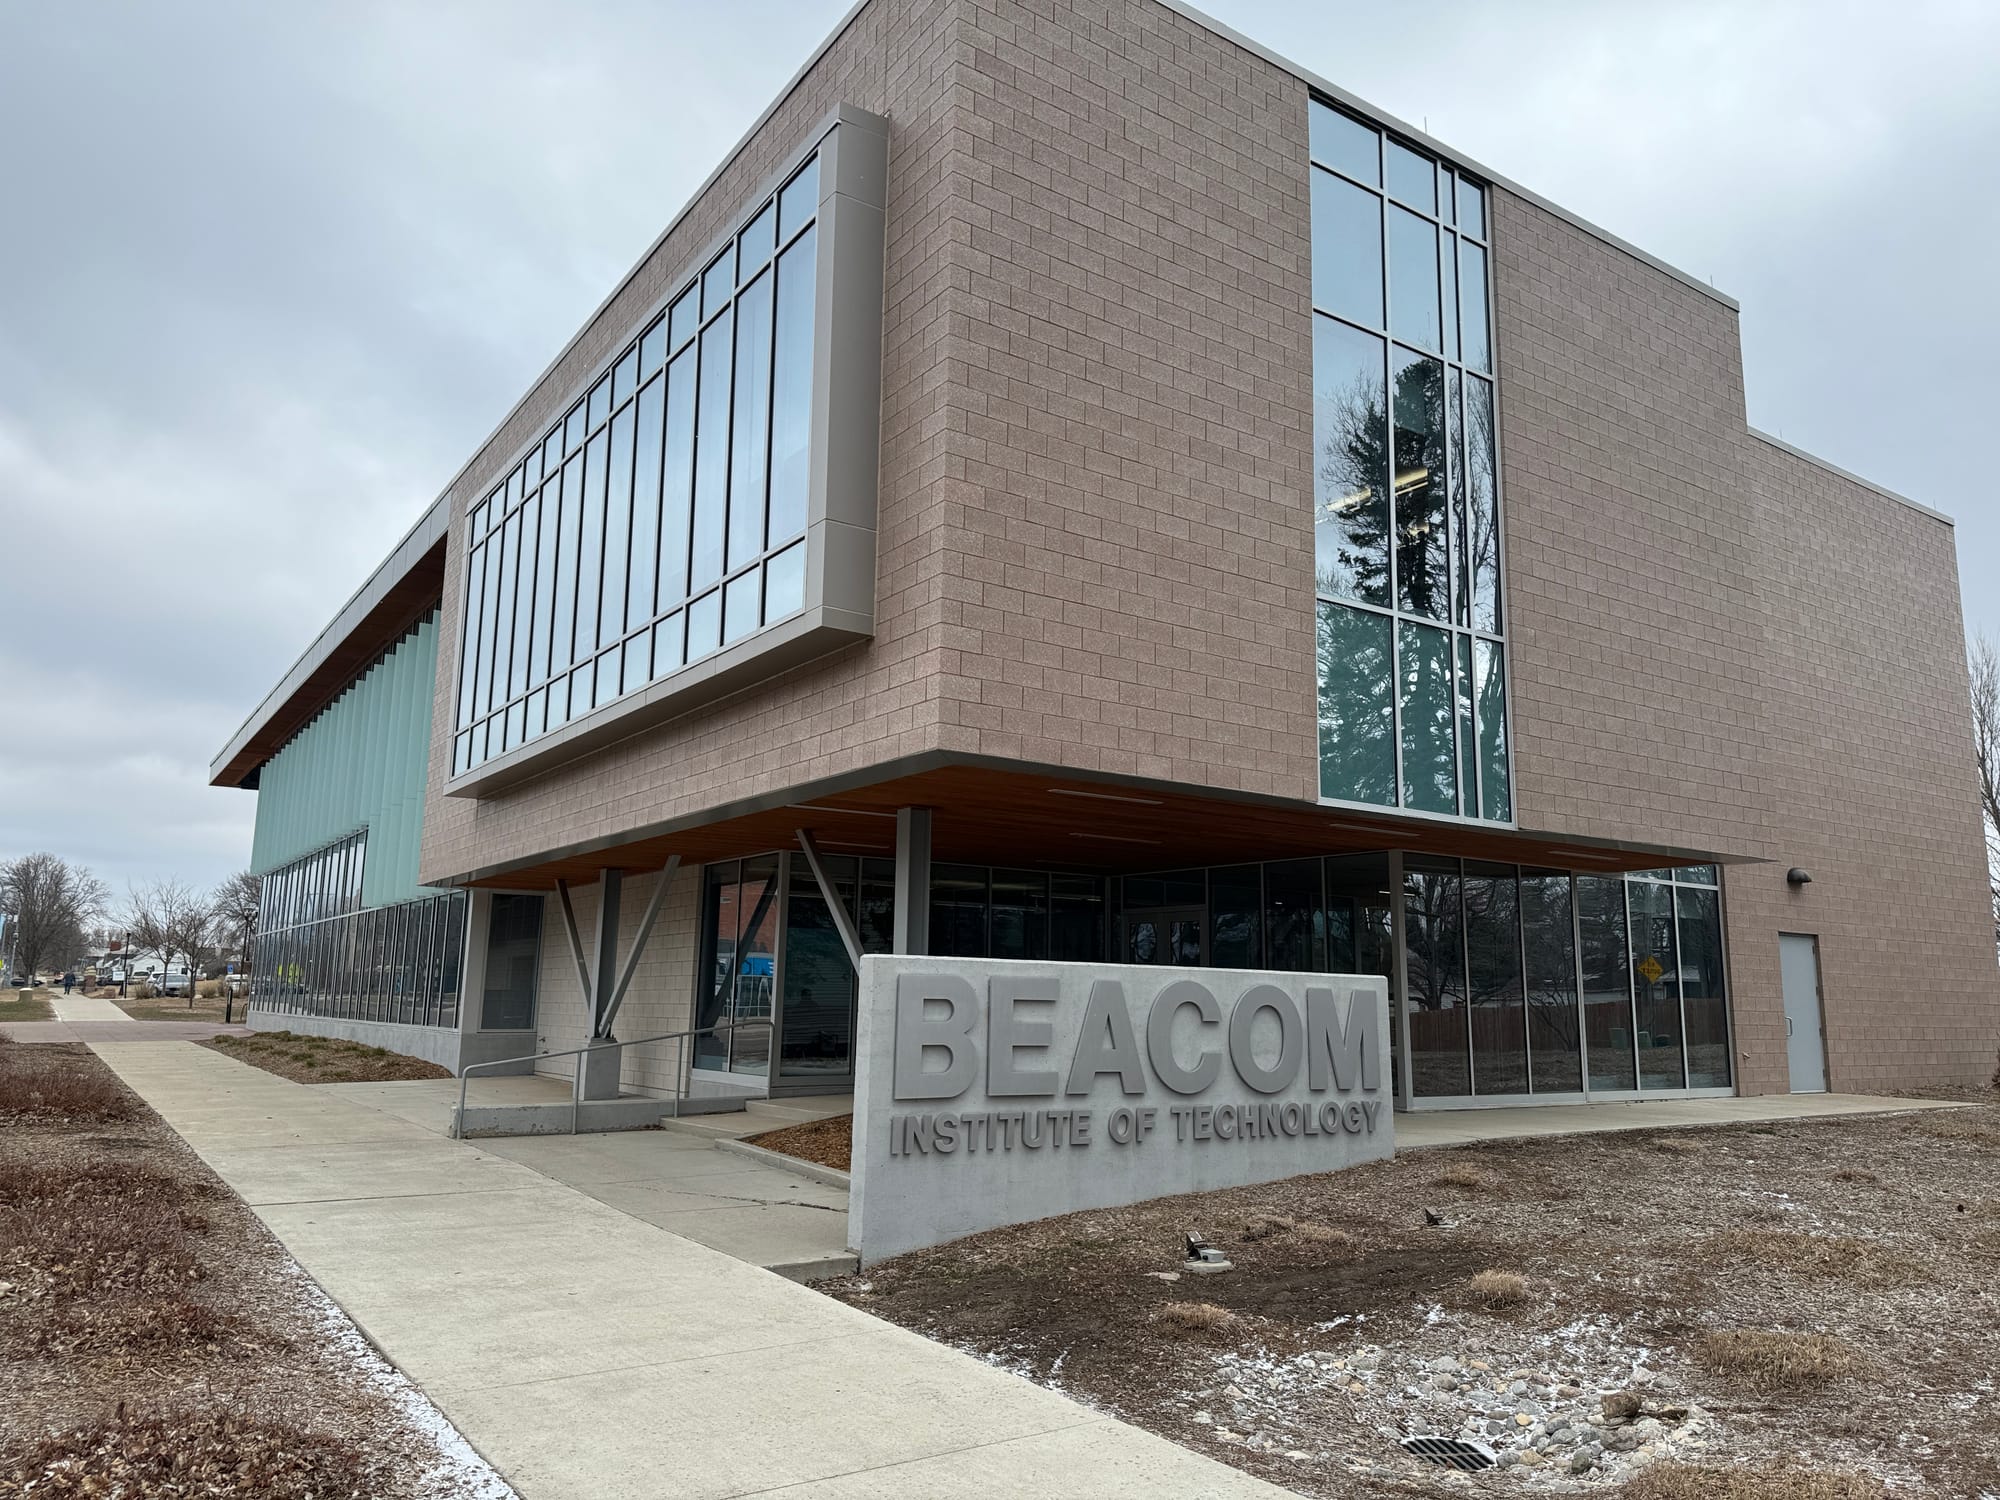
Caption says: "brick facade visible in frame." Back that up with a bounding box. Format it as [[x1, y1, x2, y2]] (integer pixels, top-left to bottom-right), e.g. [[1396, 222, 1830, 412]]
[[409, 0, 1996, 1095]]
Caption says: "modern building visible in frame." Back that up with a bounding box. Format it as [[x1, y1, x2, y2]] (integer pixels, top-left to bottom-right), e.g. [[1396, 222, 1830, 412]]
[[213, 0, 1997, 1107]]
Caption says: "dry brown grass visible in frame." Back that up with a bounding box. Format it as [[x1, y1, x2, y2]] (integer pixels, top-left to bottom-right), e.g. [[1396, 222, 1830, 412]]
[[0, 1040, 133, 1123], [1649, 1134, 1702, 1155], [1695, 1330, 1866, 1391], [25, 1299, 265, 1362], [1155, 1300, 1238, 1336], [1239, 1211, 1296, 1241], [1707, 1228, 1925, 1288], [1294, 1222, 1353, 1247], [1909, 1111, 2000, 1146], [1433, 1162, 1500, 1192], [0, 1158, 207, 1302], [0, 991, 54, 1023], [1617, 1460, 1888, 1499], [5, 1408, 382, 1498], [1463, 1269, 1529, 1309], [201, 1032, 449, 1084], [1830, 1167, 1879, 1184]]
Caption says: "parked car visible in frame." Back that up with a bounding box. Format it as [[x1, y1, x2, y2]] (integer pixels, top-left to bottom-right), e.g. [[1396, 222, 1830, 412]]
[[157, 969, 193, 997]]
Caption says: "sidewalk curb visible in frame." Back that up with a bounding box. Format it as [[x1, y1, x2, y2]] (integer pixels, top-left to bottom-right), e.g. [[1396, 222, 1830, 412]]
[[714, 1136, 853, 1190]]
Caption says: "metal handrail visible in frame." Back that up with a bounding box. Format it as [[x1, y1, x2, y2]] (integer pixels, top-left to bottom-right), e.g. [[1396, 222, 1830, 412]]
[[452, 1018, 775, 1138]]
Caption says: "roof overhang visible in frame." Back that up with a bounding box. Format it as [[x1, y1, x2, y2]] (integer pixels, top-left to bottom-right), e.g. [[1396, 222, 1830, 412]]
[[210, 497, 450, 789], [444, 751, 1748, 891]]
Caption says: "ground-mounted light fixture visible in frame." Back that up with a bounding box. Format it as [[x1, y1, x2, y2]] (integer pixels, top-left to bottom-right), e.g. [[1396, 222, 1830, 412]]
[[1786, 867, 1812, 886]]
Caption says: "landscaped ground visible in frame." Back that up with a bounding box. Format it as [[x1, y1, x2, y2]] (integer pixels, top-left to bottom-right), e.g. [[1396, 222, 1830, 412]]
[[117, 993, 240, 1023], [198, 1030, 452, 1084], [748, 1112, 853, 1171], [824, 1095, 2000, 1500], [0, 1035, 508, 1498], [0, 991, 53, 1024]]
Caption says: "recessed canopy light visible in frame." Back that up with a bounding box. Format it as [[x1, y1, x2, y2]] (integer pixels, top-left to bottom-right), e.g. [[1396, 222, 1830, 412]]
[[785, 803, 896, 818], [1069, 832, 1162, 845], [1047, 787, 1163, 807]]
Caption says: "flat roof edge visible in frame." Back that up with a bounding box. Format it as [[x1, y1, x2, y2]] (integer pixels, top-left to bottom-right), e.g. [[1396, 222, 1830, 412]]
[[1150, 0, 1740, 313], [209, 495, 450, 786], [1748, 428, 1952, 526]]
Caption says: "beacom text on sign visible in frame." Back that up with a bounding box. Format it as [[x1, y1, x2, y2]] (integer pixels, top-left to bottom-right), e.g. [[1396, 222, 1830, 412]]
[[847, 957, 1396, 1263], [884, 972, 1386, 1158]]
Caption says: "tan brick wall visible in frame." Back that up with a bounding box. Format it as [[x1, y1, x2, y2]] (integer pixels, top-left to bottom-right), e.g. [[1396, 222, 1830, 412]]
[[526, 868, 703, 1100], [1491, 186, 1997, 1091], [415, 0, 1995, 1095]]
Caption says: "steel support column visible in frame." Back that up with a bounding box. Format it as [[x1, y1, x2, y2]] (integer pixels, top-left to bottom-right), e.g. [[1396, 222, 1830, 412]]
[[795, 830, 863, 969], [892, 806, 931, 955]]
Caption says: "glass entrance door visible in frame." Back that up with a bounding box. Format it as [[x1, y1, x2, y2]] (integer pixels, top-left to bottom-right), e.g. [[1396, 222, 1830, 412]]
[[1122, 906, 1204, 966]]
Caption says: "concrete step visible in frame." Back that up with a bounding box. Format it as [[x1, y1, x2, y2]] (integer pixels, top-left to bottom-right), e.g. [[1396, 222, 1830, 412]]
[[765, 1250, 859, 1284], [744, 1097, 854, 1125], [657, 1113, 759, 1142]]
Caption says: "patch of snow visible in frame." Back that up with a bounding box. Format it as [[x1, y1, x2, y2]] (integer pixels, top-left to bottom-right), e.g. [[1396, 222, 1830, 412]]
[[281, 1262, 516, 1500]]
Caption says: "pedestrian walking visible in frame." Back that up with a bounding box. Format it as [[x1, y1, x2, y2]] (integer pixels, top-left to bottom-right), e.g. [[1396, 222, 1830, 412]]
[[62, 971, 74, 994]]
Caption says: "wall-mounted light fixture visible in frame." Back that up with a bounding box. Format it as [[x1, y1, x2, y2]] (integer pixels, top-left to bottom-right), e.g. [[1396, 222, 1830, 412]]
[[1786, 867, 1812, 887]]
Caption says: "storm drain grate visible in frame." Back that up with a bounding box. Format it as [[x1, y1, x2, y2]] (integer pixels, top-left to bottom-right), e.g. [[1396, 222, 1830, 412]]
[[1401, 1436, 1497, 1472]]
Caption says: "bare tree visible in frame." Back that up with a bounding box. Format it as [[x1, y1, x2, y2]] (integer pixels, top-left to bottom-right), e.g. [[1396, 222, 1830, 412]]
[[1972, 632, 2000, 954], [126, 878, 216, 1004], [212, 871, 261, 969], [0, 854, 109, 980]]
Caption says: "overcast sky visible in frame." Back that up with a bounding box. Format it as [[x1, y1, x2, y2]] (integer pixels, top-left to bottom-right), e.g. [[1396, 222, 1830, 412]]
[[2, 0, 1994, 898]]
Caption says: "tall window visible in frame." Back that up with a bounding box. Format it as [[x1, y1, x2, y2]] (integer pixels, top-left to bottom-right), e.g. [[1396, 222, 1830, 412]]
[[1309, 99, 1510, 822], [453, 150, 824, 776]]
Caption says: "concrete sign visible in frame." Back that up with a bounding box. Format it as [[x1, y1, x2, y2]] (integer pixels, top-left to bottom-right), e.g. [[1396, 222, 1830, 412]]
[[848, 956, 1393, 1263]]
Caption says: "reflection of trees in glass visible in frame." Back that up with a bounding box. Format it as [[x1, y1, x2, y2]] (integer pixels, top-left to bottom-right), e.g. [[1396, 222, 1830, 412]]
[[1393, 351, 1450, 621], [1475, 639, 1511, 820], [1399, 621, 1457, 813], [1403, 869, 1464, 1010], [1465, 377, 1501, 633], [1521, 873, 1579, 1052], [1464, 870, 1520, 1005], [1314, 319, 1390, 606], [1317, 602, 1394, 805]]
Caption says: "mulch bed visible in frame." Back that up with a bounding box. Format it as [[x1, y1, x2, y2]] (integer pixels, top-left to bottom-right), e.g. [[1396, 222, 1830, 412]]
[[0, 1036, 504, 1497], [823, 1094, 2000, 1499], [198, 1031, 452, 1084], [746, 1113, 853, 1171]]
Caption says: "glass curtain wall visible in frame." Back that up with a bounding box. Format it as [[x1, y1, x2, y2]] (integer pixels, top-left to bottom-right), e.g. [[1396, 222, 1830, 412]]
[[252, 831, 467, 1027], [695, 853, 893, 1081], [1407, 861, 1729, 1100], [1309, 98, 1510, 822], [480, 893, 544, 1031], [454, 149, 826, 776]]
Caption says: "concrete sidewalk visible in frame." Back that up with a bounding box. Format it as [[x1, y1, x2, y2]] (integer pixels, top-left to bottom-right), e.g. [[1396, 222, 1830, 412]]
[[92, 1042, 1288, 1500], [51, 992, 136, 1022]]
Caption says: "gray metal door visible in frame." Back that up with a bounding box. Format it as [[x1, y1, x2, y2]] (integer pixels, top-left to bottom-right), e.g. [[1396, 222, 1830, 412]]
[[1778, 933, 1827, 1093]]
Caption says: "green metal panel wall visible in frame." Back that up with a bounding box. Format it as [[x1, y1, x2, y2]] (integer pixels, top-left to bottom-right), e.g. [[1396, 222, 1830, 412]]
[[249, 611, 441, 907]]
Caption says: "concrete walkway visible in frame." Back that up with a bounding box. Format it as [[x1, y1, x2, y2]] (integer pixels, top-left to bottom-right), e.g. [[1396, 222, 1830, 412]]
[[3, 991, 247, 1044], [318, 1077, 855, 1280], [1397, 1090, 1967, 1149], [51, 992, 137, 1022], [92, 1042, 1289, 1500]]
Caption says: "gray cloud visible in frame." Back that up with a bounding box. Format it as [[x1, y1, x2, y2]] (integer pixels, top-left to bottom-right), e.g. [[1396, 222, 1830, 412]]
[[2, 0, 1992, 896]]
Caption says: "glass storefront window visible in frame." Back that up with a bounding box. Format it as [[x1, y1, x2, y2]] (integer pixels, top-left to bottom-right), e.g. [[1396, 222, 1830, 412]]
[[1628, 879, 1685, 1090], [481, 893, 543, 1031], [250, 832, 466, 1030], [1404, 856, 1468, 1096], [1578, 874, 1636, 1090], [1678, 885, 1730, 1088], [1465, 863, 1525, 1094], [1521, 871, 1582, 1093]]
